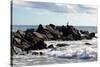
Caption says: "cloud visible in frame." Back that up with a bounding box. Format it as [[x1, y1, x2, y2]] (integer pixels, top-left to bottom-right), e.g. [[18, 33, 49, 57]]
[[12, 0, 97, 14], [12, 0, 32, 10]]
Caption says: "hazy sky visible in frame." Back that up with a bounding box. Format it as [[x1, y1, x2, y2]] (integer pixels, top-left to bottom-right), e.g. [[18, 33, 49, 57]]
[[12, 0, 98, 26]]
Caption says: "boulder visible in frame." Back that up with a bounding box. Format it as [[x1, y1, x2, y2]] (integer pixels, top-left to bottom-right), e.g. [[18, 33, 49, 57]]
[[15, 30, 25, 38], [89, 32, 95, 39], [25, 41, 47, 50], [40, 52, 44, 55], [45, 25, 61, 40], [33, 32, 44, 39], [33, 32, 48, 40], [49, 24, 56, 29], [48, 44, 54, 48], [33, 41, 47, 50], [36, 24, 44, 33], [82, 32, 95, 39], [67, 25, 82, 40]]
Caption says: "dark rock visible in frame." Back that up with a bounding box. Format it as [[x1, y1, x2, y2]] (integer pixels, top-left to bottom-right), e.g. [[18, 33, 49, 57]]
[[56, 43, 70, 47], [89, 32, 95, 38], [33, 41, 47, 50], [85, 43, 92, 45], [25, 28, 34, 33], [14, 38, 21, 45], [25, 41, 47, 50], [80, 30, 95, 39], [60, 25, 82, 40], [36, 24, 44, 33], [46, 25, 61, 40], [12, 23, 96, 55], [64, 34, 74, 40], [32, 52, 44, 55], [15, 30, 25, 38], [32, 52, 39, 55], [82, 32, 95, 39], [40, 52, 44, 55], [61, 25, 67, 36], [48, 44, 54, 48], [33, 32, 44, 39], [45, 32, 54, 40], [49, 24, 56, 29], [80, 30, 89, 35], [67, 25, 82, 40]]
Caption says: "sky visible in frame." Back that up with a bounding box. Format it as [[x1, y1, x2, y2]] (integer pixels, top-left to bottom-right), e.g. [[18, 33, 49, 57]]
[[12, 0, 98, 26]]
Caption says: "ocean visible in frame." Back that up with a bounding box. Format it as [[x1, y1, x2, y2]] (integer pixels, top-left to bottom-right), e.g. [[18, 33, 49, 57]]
[[12, 39, 97, 67], [12, 25, 97, 33], [12, 25, 97, 67]]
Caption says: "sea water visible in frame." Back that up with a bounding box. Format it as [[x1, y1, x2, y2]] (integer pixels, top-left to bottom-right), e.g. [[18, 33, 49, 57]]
[[12, 25, 97, 67], [12, 25, 97, 33]]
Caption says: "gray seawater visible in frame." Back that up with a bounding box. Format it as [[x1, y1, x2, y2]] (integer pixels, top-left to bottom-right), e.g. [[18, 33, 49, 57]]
[[12, 25, 97, 33], [12, 39, 97, 67], [12, 25, 97, 67]]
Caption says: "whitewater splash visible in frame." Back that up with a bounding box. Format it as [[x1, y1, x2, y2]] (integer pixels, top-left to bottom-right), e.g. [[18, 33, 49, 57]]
[[12, 37, 97, 67]]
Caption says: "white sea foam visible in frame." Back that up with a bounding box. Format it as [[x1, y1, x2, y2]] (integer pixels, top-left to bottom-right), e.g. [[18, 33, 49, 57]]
[[44, 38, 97, 59], [12, 38, 97, 66]]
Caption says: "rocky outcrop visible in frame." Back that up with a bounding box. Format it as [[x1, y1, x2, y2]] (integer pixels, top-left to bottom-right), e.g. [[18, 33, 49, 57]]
[[80, 30, 95, 39], [11, 24, 96, 55], [12, 29, 47, 55]]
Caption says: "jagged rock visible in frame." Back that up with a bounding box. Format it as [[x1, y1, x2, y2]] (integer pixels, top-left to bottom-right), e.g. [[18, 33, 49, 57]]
[[61, 26, 67, 36], [46, 25, 61, 40], [12, 24, 96, 55], [49, 24, 56, 29], [33, 32, 44, 39], [67, 25, 82, 40], [60, 25, 82, 40], [36, 24, 44, 33], [43, 30, 54, 40], [15, 30, 25, 38]]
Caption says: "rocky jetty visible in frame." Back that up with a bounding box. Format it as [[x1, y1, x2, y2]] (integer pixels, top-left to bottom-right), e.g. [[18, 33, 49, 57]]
[[11, 24, 96, 55]]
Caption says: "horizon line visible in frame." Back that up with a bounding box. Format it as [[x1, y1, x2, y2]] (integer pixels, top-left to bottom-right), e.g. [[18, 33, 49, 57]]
[[12, 24, 97, 27]]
